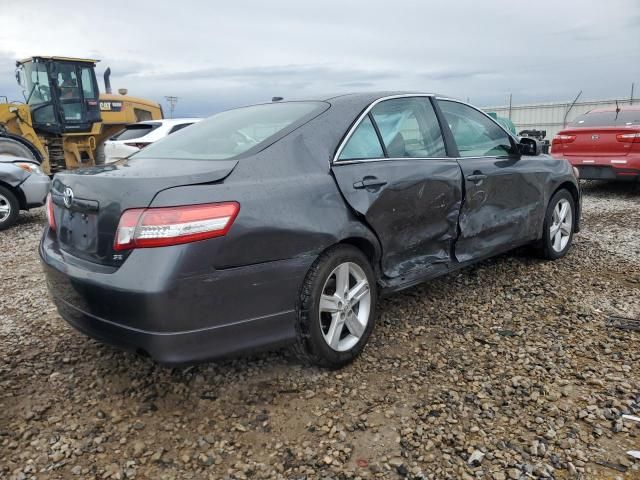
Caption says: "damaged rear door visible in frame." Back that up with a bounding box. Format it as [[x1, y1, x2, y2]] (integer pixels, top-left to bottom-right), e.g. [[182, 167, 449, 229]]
[[436, 99, 544, 263], [331, 96, 463, 279]]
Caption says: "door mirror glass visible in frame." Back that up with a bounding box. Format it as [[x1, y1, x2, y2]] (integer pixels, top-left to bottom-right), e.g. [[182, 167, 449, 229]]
[[518, 137, 540, 156], [438, 100, 514, 157]]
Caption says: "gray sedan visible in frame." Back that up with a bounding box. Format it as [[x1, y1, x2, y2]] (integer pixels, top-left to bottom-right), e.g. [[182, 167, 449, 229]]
[[0, 156, 50, 230], [40, 92, 581, 368]]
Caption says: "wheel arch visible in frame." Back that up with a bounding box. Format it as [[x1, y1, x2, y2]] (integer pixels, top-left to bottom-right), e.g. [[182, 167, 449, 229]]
[[0, 180, 25, 210]]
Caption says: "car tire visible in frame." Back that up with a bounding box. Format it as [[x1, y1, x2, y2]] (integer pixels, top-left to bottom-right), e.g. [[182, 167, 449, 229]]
[[538, 189, 575, 260], [292, 245, 377, 369], [0, 185, 20, 231]]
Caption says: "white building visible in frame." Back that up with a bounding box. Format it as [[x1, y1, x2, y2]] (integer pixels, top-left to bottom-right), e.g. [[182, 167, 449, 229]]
[[484, 97, 636, 139]]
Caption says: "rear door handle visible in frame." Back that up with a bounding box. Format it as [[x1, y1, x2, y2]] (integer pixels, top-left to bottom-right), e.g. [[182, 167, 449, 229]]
[[466, 174, 487, 183], [353, 176, 387, 189]]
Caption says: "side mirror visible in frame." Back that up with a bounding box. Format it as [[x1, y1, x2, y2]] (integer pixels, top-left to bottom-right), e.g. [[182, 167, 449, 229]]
[[518, 137, 541, 156]]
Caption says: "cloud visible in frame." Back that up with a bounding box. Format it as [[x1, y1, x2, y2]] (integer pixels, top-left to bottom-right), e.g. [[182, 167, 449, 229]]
[[0, 0, 638, 117]]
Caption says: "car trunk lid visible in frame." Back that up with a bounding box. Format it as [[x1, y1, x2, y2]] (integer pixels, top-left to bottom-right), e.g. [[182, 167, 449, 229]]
[[554, 126, 638, 157], [49, 157, 238, 266]]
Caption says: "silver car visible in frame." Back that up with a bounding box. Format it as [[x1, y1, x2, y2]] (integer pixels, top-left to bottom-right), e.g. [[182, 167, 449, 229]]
[[0, 156, 50, 230]]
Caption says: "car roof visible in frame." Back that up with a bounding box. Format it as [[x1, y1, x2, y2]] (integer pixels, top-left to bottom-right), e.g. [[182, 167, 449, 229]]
[[273, 91, 445, 103]]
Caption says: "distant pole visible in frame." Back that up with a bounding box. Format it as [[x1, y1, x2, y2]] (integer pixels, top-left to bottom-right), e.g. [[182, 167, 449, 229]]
[[631, 83, 635, 105], [508, 93, 513, 120], [165, 96, 179, 118]]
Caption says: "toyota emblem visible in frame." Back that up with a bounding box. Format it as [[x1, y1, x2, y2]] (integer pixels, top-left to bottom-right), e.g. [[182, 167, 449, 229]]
[[63, 187, 74, 208]]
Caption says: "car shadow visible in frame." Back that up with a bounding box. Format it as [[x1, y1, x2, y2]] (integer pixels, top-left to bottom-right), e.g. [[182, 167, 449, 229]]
[[580, 179, 639, 197]]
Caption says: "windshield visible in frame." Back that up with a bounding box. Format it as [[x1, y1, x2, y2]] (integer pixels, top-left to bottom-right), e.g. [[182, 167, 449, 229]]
[[134, 102, 326, 160], [19, 62, 52, 106], [570, 110, 640, 127]]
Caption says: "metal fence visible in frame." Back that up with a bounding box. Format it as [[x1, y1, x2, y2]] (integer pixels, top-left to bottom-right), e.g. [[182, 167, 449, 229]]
[[484, 97, 636, 140]]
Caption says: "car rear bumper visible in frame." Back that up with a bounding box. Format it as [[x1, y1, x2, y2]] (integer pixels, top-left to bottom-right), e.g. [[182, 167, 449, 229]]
[[40, 232, 314, 365], [51, 294, 296, 365], [560, 156, 640, 181]]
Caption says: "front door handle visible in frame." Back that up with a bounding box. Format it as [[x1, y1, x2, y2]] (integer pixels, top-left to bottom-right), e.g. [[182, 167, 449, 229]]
[[353, 176, 387, 189], [466, 174, 487, 183]]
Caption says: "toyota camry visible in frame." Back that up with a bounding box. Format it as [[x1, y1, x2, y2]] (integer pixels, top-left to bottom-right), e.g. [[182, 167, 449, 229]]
[[41, 92, 581, 368]]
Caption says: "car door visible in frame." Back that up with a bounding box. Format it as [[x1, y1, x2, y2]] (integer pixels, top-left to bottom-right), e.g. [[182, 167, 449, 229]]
[[436, 99, 545, 263], [331, 96, 463, 280]]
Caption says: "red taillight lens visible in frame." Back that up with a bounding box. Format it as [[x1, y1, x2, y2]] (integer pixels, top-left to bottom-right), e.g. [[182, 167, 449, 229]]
[[124, 142, 151, 149], [552, 134, 577, 144], [114, 202, 240, 251], [46, 193, 56, 231], [616, 132, 640, 143]]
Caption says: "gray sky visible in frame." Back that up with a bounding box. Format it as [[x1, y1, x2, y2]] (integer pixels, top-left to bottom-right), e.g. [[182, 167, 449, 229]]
[[1, 0, 638, 117]]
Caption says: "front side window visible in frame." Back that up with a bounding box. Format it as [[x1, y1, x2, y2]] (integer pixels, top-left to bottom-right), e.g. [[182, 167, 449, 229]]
[[438, 100, 513, 157], [135, 102, 326, 161], [370, 97, 446, 158]]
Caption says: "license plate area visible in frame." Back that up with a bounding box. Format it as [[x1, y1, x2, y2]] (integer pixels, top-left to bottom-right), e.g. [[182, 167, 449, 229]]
[[59, 209, 98, 253]]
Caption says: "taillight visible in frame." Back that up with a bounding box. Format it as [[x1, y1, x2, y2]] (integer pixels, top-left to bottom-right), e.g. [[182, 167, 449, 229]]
[[616, 132, 640, 143], [46, 193, 56, 231], [114, 202, 239, 251], [552, 134, 577, 144], [124, 142, 151, 149]]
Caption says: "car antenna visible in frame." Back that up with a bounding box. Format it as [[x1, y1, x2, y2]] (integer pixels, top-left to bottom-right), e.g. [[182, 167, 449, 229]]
[[272, 96, 283, 102], [615, 99, 621, 121]]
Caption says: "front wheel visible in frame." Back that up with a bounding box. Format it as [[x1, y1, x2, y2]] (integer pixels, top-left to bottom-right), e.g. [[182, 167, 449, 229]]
[[539, 189, 575, 260], [0, 185, 19, 231], [292, 245, 377, 369]]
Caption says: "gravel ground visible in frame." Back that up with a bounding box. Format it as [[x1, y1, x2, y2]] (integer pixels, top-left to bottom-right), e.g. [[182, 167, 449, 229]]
[[1, 181, 639, 480]]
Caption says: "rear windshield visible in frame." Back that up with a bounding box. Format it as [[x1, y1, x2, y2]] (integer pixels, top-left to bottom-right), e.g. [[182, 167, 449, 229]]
[[134, 102, 326, 161], [570, 110, 640, 127], [110, 122, 161, 141]]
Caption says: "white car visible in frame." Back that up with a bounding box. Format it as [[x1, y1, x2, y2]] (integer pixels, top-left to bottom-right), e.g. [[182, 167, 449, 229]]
[[103, 118, 201, 163]]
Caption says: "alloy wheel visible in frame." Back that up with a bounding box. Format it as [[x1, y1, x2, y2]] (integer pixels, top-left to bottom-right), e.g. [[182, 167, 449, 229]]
[[550, 198, 572, 253], [0, 193, 11, 223], [318, 261, 371, 352]]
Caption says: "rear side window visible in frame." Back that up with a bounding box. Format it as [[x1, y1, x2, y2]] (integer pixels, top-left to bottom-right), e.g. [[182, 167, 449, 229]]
[[338, 116, 384, 160], [570, 110, 640, 127], [371, 97, 446, 158], [135, 102, 326, 161], [438, 100, 513, 157], [168, 123, 194, 135], [111, 123, 161, 141]]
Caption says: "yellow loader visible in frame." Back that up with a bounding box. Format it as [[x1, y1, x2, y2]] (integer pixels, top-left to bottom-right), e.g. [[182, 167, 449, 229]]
[[0, 56, 163, 174]]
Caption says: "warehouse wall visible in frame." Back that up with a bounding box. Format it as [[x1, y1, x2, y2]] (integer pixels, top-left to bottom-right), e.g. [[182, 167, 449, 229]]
[[483, 97, 636, 139]]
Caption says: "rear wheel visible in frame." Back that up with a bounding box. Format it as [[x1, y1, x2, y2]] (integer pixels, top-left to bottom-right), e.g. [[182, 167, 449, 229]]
[[0, 137, 38, 162], [292, 245, 377, 369], [0, 185, 19, 230], [539, 189, 575, 260]]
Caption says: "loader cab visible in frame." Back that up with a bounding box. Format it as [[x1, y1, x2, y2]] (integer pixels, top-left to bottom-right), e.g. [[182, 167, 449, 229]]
[[16, 56, 101, 135]]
